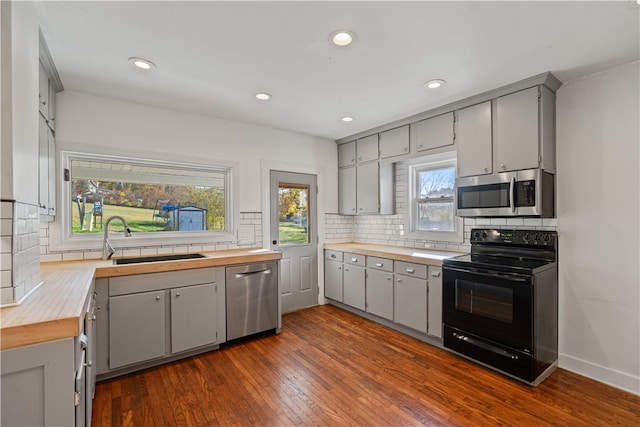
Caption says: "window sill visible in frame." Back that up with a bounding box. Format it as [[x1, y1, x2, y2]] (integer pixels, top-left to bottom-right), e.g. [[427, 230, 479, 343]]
[[405, 228, 463, 244]]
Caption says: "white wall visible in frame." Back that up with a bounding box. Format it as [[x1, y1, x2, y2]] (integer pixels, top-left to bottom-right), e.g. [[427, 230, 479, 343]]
[[55, 91, 337, 215], [556, 61, 639, 394]]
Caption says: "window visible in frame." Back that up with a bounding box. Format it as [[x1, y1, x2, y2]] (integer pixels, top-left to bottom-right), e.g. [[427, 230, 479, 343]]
[[57, 150, 236, 248], [406, 152, 462, 243]]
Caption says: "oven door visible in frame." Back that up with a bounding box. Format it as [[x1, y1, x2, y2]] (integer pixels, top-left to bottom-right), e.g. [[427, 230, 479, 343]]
[[442, 265, 533, 352]]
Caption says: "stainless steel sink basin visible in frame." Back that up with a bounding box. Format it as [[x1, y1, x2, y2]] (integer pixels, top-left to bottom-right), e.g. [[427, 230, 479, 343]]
[[112, 253, 206, 265]]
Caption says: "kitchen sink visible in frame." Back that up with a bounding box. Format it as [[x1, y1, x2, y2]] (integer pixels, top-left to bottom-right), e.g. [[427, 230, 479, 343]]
[[112, 253, 206, 265]]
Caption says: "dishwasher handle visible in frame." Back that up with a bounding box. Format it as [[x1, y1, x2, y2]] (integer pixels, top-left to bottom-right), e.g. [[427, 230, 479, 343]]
[[235, 269, 272, 279]]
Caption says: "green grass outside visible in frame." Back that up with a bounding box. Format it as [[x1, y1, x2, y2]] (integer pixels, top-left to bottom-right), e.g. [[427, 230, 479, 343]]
[[279, 222, 308, 245], [72, 203, 166, 234]]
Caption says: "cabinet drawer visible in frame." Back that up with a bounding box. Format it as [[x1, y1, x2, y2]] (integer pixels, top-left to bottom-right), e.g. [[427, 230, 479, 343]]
[[109, 267, 217, 296], [394, 261, 427, 279], [325, 250, 343, 262], [366, 256, 393, 272], [344, 252, 365, 266]]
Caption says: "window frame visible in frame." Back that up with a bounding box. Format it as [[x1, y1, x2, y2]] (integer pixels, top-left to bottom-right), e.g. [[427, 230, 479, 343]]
[[50, 148, 239, 252], [405, 151, 463, 243]]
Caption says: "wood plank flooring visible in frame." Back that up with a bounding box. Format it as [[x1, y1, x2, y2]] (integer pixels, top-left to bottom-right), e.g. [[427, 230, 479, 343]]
[[92, 304, 640, 426]]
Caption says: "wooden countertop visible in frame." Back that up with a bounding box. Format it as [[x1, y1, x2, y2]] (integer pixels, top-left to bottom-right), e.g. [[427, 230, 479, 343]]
[[0, 249, 281, 350], [324, 243, 466, 266]]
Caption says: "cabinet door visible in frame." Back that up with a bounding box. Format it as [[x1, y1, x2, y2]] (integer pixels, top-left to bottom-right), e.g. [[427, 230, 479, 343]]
[[38, 117, 50, 215], [338, 141, 356, 167], [356, 134, 379, 163], [379, 125, 409, 159], [356, 162, 379, 214], [456, 101, 493, 177], [394, 275, 427, 333], [411, 112, 454, 152], [338, 166, 357, 215], [324, 259, 343, 301], [47, 129, 56, 216], [427, 267, 443, 338], [343, 265, 365, 311], [38, 61, 49, 120], [366, 269, 393, 320], [171, 283, 217, 354], [48, 81, 56, 131], [494, 87, 539, 172], [109, 291, 165, 369]]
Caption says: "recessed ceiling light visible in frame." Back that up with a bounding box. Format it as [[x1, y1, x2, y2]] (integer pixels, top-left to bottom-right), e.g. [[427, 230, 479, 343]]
[[129, 57, 155, 70], [424, 79, 446, 89], [255, 93, 271, 101], [330, 30, 356, 47], [341, 116, 354, 122]]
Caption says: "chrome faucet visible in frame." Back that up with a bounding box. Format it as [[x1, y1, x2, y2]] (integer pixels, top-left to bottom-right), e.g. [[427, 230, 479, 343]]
[[103, 215, 132, 260]]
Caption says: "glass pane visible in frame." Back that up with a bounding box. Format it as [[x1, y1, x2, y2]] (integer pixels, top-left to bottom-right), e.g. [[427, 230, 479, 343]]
[[417, 200, 455, 231], [417, 167, 455, 199], [70, 158, 226, 234], [455, 279, 513, 323], [278, 184, 310, 246]]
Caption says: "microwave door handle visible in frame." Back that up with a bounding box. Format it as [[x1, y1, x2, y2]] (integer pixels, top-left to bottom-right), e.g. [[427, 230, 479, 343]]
[[510, 176, 517, 214]]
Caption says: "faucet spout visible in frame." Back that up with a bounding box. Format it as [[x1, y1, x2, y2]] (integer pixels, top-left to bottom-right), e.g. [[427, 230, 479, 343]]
[[103, 215, 132, 260]]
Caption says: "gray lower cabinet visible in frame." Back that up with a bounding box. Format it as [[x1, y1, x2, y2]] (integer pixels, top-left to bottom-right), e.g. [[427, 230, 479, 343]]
[[394, 261, 428, 333], [324, 250, 343, 302], [343, 253, 365, 311], [97, 267, 224, 377], [109, 290, 166, 369], [1, 338, 75, 427], [171, 283, 217, 354], [427, 267, 443, 339], [366, 256, 393, 320]]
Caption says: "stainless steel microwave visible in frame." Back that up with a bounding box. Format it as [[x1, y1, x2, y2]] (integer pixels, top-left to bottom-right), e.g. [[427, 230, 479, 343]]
[[456, 168, 554, 217]]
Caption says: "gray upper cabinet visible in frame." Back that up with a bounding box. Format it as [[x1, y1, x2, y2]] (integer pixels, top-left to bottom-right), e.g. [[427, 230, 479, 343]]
[[338, 166, 357, 215], [379, 125, 409, 159], [356, 134, 379, 163], [456, 101, 493, 177], [493, 87, 540, 173], [411, 112, 454, 153], [338, 141, 356, 167], [38, 61, 50, 120], [39, 115, 56, 218], [356, 162, 379, 214]]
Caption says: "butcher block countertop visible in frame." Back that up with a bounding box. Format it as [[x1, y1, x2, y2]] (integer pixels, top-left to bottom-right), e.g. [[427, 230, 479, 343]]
[[324, 243, 466, 266], [0, 249, 281, 350]]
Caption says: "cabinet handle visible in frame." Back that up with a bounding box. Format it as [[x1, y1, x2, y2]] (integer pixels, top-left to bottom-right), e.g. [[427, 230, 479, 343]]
[[41, 100, 47, 106], [351, 258, 358, 263], [431, 271, 441, 277], [386, 276, 392, 281], [84, 360, 93, 368], [331, 254, 336, 259], [418, 144, 423, 149], [500, 163, 506, 169], [483, 167, 488, 172], [155, 296, 161, 301], [397, 279, 402, 283], [403, 147, 408, 152], [176, 293, 180, 297], [375, 262, 383, 267], [406, 268, 415, 273], [338, 266, 342, 270], [90, 315, 97, 322]]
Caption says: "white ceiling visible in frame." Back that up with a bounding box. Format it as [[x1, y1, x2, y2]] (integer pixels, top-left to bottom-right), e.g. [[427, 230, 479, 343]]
[[37, 1, 640, 141]]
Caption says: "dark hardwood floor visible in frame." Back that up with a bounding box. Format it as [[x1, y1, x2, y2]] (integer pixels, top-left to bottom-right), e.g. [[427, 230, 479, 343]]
[[92, 304, 640, 426]]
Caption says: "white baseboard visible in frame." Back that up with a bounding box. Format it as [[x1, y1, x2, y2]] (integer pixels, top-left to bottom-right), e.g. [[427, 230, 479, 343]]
[[559, 353, 640, 395]]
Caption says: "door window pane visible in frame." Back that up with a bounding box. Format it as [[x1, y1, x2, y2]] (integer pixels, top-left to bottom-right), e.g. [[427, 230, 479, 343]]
[[278, 184, 309, 245]]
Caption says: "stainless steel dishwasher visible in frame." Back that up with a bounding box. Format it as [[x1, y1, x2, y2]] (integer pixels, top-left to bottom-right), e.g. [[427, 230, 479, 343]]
[[226, 262, 278, 341]]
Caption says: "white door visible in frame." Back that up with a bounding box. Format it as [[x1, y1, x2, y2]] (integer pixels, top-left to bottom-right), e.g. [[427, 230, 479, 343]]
[[270, 171, 318, 312]]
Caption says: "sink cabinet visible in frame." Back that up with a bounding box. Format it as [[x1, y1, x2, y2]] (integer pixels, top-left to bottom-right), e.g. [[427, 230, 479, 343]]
[[96, 267, 225, 378], [394, 261, 428, 333]]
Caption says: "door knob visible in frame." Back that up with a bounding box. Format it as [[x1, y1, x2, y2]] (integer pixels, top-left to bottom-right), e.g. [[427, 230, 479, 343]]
[[272, 240, 277, 245]]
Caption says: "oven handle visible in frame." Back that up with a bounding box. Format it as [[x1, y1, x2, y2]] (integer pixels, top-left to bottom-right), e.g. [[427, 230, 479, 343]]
[[443, 266, 530, 282], [510, 176, 516, 213], [452, 332, 519, 360]]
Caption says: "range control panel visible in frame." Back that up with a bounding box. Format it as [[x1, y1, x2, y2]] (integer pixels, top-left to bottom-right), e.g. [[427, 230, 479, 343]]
[[470, 228, 557, 247]]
